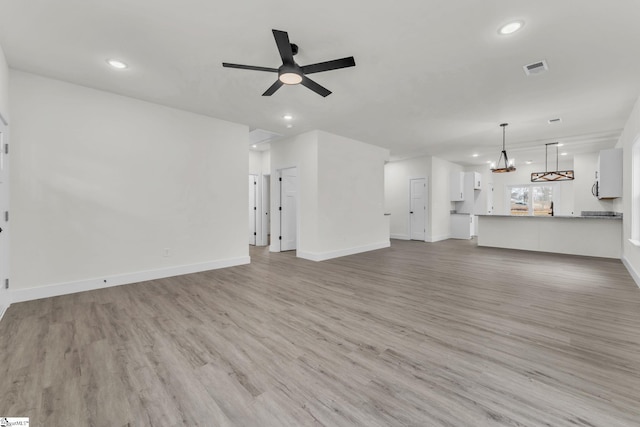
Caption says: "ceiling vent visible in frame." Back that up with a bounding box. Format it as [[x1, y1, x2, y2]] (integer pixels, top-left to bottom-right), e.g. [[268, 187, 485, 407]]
[[523, 60, 548, 76], [548, 117, 562, 124]]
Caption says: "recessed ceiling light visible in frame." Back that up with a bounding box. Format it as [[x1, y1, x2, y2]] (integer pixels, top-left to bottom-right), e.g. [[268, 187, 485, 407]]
[[499, 21, 524, 35], [286, 124, 293, 129], [526, 160, 533, 165], [557, 143, 564, 147], [106, 59, 128, 69], [561, 152, 568, 156], [252, 144, 257, 148], [283, 114, 293, 120], [472, 153, 479, 158]]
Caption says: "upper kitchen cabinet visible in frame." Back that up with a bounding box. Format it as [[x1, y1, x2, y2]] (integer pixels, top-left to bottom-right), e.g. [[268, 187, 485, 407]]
[[471, 172, 481, 190], [450, 171, 464, 201], [595, 148, 622, 199]]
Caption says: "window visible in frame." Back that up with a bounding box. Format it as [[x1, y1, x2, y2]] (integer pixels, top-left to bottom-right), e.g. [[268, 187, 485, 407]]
[[508, 184, 554, 216]]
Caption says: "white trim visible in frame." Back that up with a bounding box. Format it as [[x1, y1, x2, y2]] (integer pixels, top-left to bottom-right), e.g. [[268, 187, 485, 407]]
[[628, 239, 640, 247], [390, 233, 410, 240], [10, 256, 250, 303], [426, 234, 450, 243], [0, 304, 8, 323], [297, 241, 390, 262], [621, 255, 640, 289]]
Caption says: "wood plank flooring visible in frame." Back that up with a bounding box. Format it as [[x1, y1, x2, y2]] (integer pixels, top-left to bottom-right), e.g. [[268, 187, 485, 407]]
[[1, 239, 640, 426]]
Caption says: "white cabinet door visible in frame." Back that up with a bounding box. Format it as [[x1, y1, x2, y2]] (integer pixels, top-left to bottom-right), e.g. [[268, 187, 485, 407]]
[[450, 172, 464, 201]]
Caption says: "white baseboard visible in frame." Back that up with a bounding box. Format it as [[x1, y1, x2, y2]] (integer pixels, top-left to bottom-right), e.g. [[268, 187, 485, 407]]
[[426, 234, 450, 243], [621, 255, 640, 289], [297, 241, 390, 262], [390, 234, 409, 240], [10, 256, 251, 303]]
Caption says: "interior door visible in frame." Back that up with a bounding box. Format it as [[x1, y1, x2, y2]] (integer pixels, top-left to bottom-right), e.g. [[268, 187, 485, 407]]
[[249, 175, 257, 245], [280, 167, 297, 251], [410, 178, 426, 240], [261, 174, 270, 246], [0, 119, 9, 316]]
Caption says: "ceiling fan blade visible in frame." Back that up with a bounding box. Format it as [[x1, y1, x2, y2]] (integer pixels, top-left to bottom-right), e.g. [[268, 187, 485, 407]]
[[222, 63, 278, 73], [262, 80, 284, 96], [300, 76, 331, 97], [272, 29, 295, 64], [301, 57, 356, 75]]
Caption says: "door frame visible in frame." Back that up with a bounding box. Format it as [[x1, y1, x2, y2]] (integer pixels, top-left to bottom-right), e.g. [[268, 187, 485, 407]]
[[0, 114, 10, 320], [408, 177, 428, 242], [271, 166, 299, 253], [259, 174, 270, 247]]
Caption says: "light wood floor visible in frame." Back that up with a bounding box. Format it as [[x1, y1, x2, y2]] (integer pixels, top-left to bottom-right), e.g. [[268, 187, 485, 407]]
[[1, 239, 640, 426]]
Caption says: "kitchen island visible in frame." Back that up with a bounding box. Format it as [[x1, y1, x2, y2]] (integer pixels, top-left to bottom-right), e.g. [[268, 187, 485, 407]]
[[477, 214, 622, 258]]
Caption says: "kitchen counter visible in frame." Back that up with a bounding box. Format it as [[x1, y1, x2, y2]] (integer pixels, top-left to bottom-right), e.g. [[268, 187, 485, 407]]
[[478, 214, 622, 220], [477, 215, 622, 258]]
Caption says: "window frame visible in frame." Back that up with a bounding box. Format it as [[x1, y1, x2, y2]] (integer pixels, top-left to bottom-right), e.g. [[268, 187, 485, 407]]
[[506, 183, 555, 216]]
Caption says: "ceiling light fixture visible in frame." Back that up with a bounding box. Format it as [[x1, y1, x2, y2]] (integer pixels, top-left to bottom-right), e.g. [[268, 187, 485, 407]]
[[286, 124, 293, 129], [472, 153, 479, 158], [526, 160, 533, 165], [531, 142, 574, 182], [252, 144, 257, 148], [499, 21, 524, 35], [278, 64, 303, 85], [283, 114, 293, 120], [490, 123, 516, 173], [561, 152, 568, 156], [106, 59, 128, 69]]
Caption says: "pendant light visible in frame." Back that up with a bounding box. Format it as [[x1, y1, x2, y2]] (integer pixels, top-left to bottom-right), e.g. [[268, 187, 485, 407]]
[[490, 123, 516, 173], [531, 142, 574, 181]]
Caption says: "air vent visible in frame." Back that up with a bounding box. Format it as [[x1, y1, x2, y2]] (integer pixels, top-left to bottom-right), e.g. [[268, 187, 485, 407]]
[[548, 118, 562, 124], [523, 60, 548, 76]]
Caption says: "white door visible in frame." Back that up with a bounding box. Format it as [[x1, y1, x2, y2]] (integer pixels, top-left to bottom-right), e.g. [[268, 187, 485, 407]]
[[0, 119, 9, 316], [249, 175, 257, 245], [280, 167, 297, 251], [409, 178, 426, 240], [261, 175, 270, 246]]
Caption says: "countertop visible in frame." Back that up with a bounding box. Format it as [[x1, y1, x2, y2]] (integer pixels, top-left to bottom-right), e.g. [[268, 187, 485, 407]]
[[477, 214, 622, 220]]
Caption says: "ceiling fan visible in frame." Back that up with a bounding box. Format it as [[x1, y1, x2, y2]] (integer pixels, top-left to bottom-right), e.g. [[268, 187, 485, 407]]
[[222, 29, 356, 97]]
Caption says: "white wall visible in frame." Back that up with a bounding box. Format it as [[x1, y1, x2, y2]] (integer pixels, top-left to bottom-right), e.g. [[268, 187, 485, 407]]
[[10, 71, 249, 299], [270, 131, 319, 253], [619, 95, 640, 286], [384, 155, 458, 242], [430, 156, 458, 241], [315, 131, 389, 256], [0, 42, 8, 123], [270, 130, 389, 260], [249, 150, 263, 175], [384, 156, 430, 239]]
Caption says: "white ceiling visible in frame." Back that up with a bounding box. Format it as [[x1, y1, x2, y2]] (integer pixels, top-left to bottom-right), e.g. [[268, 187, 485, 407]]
[[1, 0, 639, 166]]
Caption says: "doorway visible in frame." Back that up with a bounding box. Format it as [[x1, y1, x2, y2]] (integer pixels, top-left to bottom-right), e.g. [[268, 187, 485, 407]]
[[409, 178, 426, 241], [279, 167, 297, 252]]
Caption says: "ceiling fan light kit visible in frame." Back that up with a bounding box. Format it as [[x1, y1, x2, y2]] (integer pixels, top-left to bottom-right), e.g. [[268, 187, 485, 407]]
[[222, 29, 356, 97], [490, 123, 516, 173]]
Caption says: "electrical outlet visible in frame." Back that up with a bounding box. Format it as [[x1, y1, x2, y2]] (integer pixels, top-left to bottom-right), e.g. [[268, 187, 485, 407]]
[[163, 248, 170, 257]]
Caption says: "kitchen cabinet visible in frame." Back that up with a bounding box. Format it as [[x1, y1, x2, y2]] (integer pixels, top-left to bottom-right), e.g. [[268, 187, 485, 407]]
[[471, 172, 481, 190], [595, 148, 622, 199], [450, 213, 476, 239], [450, 172, 464, 201]]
